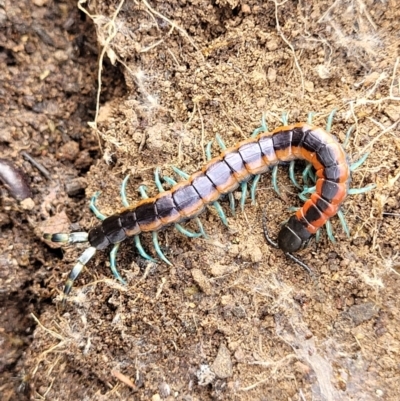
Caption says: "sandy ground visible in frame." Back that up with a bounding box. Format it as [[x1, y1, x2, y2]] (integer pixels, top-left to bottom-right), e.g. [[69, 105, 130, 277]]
[[1, 0, 400, 400]]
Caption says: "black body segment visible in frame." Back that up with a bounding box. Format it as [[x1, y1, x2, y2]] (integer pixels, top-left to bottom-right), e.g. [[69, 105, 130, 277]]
[[224, 151, 246, 175], [238, 142, 263, 165], [319, 180, 341, 203], [172, 184, 204, 213], [88, 225, 110, 250], [155, 193, 180, 220], [272, 130, 292, 151], [205, 160, 238, 191], [191, 173, 217, 200], [302, 129, 325, 153], [258, 136, 277, 160], [119, 210, 138, 232], [135, 201, 158, 227]]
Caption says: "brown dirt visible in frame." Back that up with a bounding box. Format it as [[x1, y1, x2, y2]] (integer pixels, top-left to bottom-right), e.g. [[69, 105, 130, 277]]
[[1, 0, 400, 400]]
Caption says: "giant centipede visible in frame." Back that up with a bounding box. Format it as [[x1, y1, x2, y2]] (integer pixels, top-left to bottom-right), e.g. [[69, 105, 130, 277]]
[[45, 121, 354, 298]]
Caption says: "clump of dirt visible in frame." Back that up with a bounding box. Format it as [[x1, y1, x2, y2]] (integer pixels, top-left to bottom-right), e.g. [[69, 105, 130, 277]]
[[2, 0, 400, 400]]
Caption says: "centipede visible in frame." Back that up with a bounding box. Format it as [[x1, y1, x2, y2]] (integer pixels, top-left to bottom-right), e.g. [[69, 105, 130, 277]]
[[44, 113, 374, 300]]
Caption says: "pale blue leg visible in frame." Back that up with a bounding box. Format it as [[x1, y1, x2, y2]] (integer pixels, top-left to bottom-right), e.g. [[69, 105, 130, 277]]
[[343, 126, 354, 149], [109, 243, 127, 284], [228, 192, 236, 215], [302, 164, 314, 187], [212, 201, 228, 226], [348, 184, 376, 195], [206, 140, 213, 161], [134, 235, 157, 263], [281, 112, 289, 125], [152, 232, 172, 265], [215, 134, 227, 150], [138, 185, 149, 199], [299, 185, 316, 201], [289, 160, 302, 189], [90, 192, 107, 221], [350, 153, 370, 171], [325, 109, 337, 132], [337, 210, 350, 237], [307, 112, 315, 124], [250, 174, 261, 205], [154, 167, 165, 192], [315, 229, 321, 243], [171, 166, 190, 180], [288, 206, 300, 212], [195, 218, 208, 238], [175, 224, 202, 238], [120, 175, 130, 207], [325, 220, 336, 243], [240, 182, 248, 211], [251, 113, 268, 138], [271, 165, 280, 196]]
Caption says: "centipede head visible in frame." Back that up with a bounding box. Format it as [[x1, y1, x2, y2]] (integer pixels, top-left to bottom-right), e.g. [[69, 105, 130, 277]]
[[277, 216, 311, 253]]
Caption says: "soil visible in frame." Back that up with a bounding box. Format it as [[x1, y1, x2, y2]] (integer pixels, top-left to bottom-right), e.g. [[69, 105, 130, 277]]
[[1, 0, 400, 400]]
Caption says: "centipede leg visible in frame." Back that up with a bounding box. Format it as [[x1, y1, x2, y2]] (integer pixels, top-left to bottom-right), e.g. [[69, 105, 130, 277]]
[[250, 174, 261, 205], [90, 192, 107, 221], [271, 165, 280, 197], [152, 232, 172, 266], [109, 243, 127, 284], [206, 140, 213, 161], [337, 210, 350, 237], [348, 184, 376, 195], [171, 166, 190, 180], [251, 113, 268, 138], [281, 111, 289, 125], [120, 175, 131, 207], [325, 109, 337, 132], [134, 235, 157, 263], [228, 192, 236, 215], [215, 134, 227, 150], [63, 246, 97, 300], [162, 173, 206, 238], [240, 182, 248, 211], [212, 201, 228, 226], [343, 125, 354, 149], [350, 153, 370, 171], [288, 160, 302, 189], [325, 219, 336, 243]]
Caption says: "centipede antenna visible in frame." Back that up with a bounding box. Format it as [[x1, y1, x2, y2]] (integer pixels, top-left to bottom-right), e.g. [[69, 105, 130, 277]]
[[240, 182, 248, 211], [206, 140, 213, 161], [134, 235, 157, 263], [284, 252, 313, 276], [325, 109, 337, 132], [325, 220, 336, 243], [212, 201, 228, 226], [288, 161, 302, 189], [152, 232, 172, 266], [262, 209, 313, 276], [171, 166, 190, 180], [337, 210, 350, 237], [215, 134, 227, 150], [109, 243, 127, 285], [63, 246, 97, 300], [120, 175, 131, 207], [228, 192, 236, 215], [250, 174, 261, 205], [138, 185, 149, 199], [343, 125, 354, 149], [251, 113, 268, 138], [271, 165, 280, 197], [44, 232, 89, 243], [90, 192, 107, 221]]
